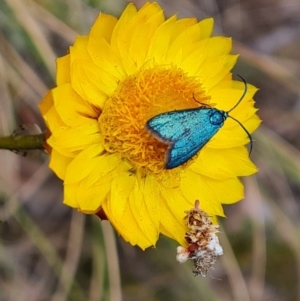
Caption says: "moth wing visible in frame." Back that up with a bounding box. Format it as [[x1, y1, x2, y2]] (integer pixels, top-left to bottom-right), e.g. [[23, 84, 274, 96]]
[[166, 109, 223, 169], [146, 108, 224, 169], [146, 108, 210, 142]]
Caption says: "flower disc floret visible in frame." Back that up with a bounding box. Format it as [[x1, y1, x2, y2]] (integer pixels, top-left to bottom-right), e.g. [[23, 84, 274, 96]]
[[99, 67, 210, 174]]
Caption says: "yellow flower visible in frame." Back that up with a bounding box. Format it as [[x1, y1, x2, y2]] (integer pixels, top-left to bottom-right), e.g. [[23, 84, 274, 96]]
[[39, 2, 260, 250]]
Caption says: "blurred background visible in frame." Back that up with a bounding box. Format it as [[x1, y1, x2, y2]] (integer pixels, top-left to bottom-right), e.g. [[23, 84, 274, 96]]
[[1, 0, 300, 300]]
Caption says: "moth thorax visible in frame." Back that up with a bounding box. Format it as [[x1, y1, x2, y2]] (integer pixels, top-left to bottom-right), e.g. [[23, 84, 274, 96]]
[[210, 110, 227, 125]]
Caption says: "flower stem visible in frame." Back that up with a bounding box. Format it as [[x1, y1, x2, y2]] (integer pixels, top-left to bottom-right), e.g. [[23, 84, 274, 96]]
[[0, 134, 45, 150]]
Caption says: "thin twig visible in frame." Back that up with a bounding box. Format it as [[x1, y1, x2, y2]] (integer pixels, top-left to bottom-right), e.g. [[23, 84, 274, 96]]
[[0, 134, 45, 150]]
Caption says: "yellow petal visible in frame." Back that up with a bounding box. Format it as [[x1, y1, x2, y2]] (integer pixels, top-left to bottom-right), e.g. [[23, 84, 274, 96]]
[[160, 223, 187, 246], [76, 60, 118, 96], [181, 37, 232, 74], [39, 90, 53, 116], [49, 149, 72, 180], [64, 147, 117, 185], [179, 39, 211, 75], [203, 176, 245, 205], [167, 22, 203, 59], [171, 18, 197, 40], [48, 122, 101, 153], [205, 37, 232, 57], [109, 171, 136, 220], [69, 37, 110, 108], [77, 161, 128, 212], [87, 37, 126, 79], [110, 3, 137, 72], [64, 144, 102, 184], [159, 187, 188, 246], [147, 15, 177, 64], [210, 128, 249, 148], [77, 161, 131, 213], [70, 36, 89, 60], [143, 175, 160, 230], [208, 176, 244, 205], [129, 177, 159, 246], [77, 180, 110, 213], [191, 146, 258, 179], [70, 60, 108, 108], [63, 183, 79, 209], [52, 83, 98, 127], [223, 107, 258, 130], [180, 170, 225, 216], [128, 9, 165, 67], [198, 55, 238, 89], [135, 1, 162, 19], [211, 113, 261, 148], [86, 157, 130, 189], [110, 3, 165, 74], [89, 13, 118, 43], [209, 82, 258, 112], [244, 114, 261, 133], [44, 106, 66, 132], [56, 55, 71, 85], [198, 18, 214, 39], [103, 199, 153, 249], [112, 2, 137, 43]]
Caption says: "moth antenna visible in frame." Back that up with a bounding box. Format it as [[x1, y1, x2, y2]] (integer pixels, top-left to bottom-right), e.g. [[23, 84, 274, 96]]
[[192, 93, 211, 107], [228, 75, 247, 113], [228, 115, 253, 155]]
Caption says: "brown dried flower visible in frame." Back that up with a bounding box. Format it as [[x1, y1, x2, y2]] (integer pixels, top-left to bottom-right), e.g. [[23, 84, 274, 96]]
[[176, 200, 223, 277]]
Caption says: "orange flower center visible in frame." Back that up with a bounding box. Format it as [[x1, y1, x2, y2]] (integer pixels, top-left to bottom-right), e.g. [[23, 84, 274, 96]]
[[99, 67, 210, 174]]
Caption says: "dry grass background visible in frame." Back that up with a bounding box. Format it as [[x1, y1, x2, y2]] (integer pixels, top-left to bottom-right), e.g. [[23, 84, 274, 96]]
[[1, 0, 300, 300]]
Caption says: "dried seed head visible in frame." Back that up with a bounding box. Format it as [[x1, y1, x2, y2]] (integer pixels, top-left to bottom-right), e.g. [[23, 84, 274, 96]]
[[176, 200, 223, 277]]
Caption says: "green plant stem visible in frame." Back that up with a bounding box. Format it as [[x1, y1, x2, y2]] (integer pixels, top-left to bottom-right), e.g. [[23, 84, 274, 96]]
[[0, 134, 45, 150]]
